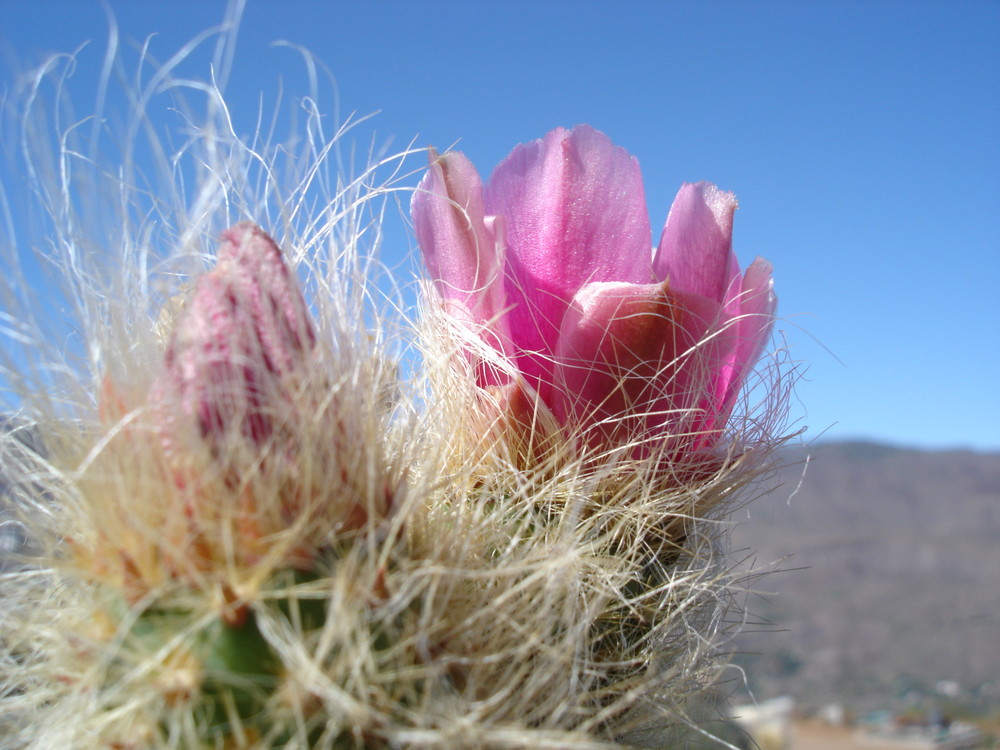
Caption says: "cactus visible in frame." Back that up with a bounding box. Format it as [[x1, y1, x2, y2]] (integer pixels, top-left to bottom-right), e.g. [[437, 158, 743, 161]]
[[0, 20, 797, 750]]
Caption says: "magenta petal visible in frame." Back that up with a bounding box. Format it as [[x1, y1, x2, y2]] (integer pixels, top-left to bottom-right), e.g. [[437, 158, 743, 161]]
[[484, 125, 652, 391], [733, 258, 778, 388], [485, 125, 652, 292], [738, 257, 777, 356], [653, 182, 739, 303], [734, 258, 776, 373], [718, 257, 776, 412], [553, 280, 722, 449], [411, 151, 504, 324]]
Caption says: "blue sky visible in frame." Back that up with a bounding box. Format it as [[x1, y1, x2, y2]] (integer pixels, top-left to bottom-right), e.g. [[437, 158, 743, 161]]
[[1, 0, 998, 451]]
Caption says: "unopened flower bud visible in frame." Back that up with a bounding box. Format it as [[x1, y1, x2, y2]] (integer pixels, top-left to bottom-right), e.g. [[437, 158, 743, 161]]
[[159, 222, 316, 453]]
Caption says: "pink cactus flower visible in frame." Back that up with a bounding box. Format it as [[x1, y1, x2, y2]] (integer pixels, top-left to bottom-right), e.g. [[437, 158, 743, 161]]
[[412, 125, 775, 457]]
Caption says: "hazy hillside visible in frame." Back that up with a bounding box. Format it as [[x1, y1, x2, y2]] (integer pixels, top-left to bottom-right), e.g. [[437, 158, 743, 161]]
[[730, 441, 1000, 713], [0, 418, 46, 570]]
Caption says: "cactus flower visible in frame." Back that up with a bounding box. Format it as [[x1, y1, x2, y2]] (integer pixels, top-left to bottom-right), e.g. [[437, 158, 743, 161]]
[[413, 125, 775, 456]]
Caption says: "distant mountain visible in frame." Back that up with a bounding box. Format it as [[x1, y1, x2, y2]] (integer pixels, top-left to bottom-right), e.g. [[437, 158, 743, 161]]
[[0, 416, 47, 570], [730, 441, 1000, 713]]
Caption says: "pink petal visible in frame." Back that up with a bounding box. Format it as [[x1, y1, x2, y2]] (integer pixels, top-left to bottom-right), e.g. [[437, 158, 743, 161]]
[[484, 125, 652, 391], [653, 182, 739, 304], [411, 150, 505, 325], [736, 257, 777, 364], [716, 257, 776, 417], [553, 280, 724, 453]]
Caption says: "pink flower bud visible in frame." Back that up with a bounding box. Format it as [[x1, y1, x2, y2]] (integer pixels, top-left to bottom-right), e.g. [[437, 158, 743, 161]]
[[158, 222, 316, 454], [144, 223, 321, 575], [412, 126, 776, 460]]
